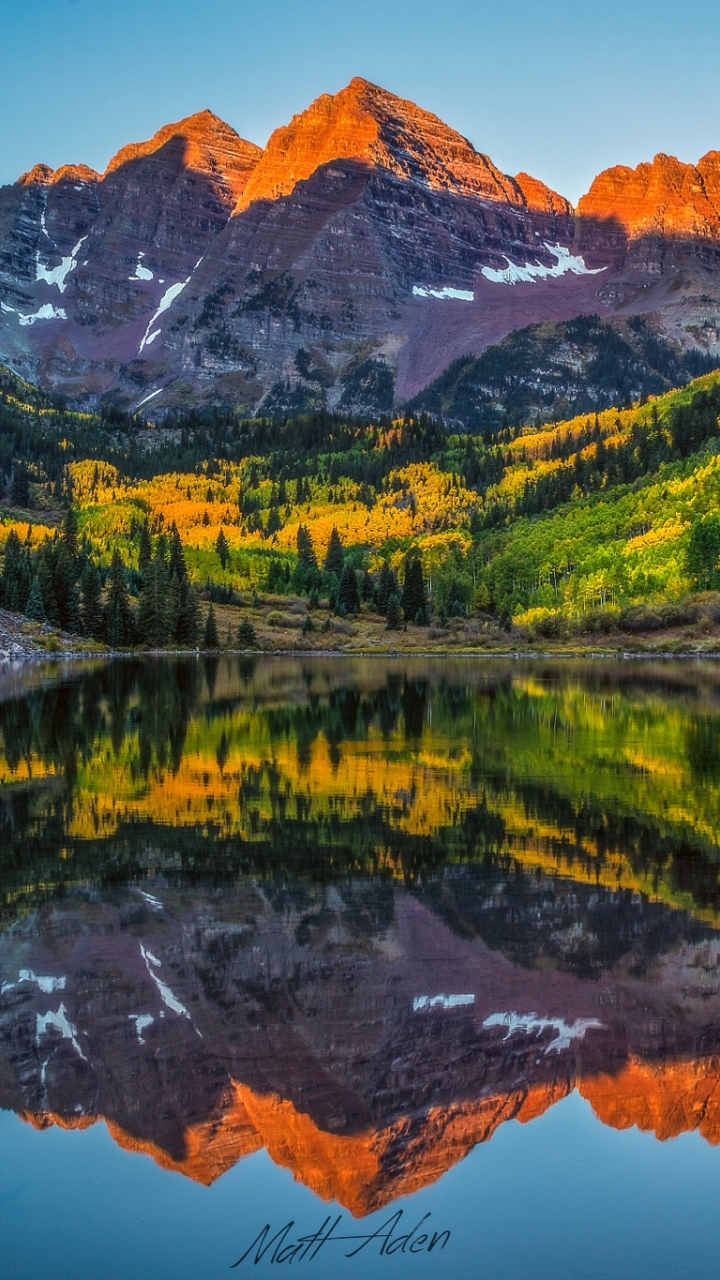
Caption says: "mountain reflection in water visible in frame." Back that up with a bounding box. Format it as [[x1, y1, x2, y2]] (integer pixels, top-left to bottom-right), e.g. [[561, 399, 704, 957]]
[[2, 655, 720, 1217]]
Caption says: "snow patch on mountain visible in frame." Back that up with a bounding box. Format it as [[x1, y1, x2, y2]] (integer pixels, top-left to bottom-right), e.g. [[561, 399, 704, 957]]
[[481, 243, 605, 286], [129, 1013, 154, 1044], [414, 994, 475, 1010], [413, 285, 474, 301], [140, 943, 194, 1024], [135, 388, 163, 410], [36, 1005, 87, 1060], [36, 236, 87, 292], [139, 278, 191, 353], [130, 252, 154, 282], [18, 304, 67, 326], [483, 1011, 604, 1053]]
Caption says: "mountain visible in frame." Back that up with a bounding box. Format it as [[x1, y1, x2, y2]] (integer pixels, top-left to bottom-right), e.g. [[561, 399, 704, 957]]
[[1, 80, 720, 416], [410, 313, 715, 433], [3, 878, 720, 1214]]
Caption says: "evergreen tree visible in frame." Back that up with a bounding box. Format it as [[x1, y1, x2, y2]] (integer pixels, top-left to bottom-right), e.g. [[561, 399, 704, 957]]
[[37, 552, 60, 628], [53, 544, 76, 632], [266, 559, 287, 593], [338, 563, 360, 614], [237, 618, 258, 648], [167, 525, 199, 646], [375, 562, 398, 615], [81, 561, 104, 640], [11, 465, 30, 508], [401, 555, 427, 624], [137, 541, 172, 647], [296, 524, 318, 570], [385, 593, 403, 631], [266, 508, 282, 537], [324, 527, 344, 577], [25, 576, 46, 623], [66, 584, 83, 636], [176, 580, 201, 648], [1, 530, 25, 610], [168, 523, 188, 584], [203, 603, 219, 649], [105, 549, 134, 647], [61, 506, 79, 560], [215, 527, 230, 569], [138, 521, 153, 578]]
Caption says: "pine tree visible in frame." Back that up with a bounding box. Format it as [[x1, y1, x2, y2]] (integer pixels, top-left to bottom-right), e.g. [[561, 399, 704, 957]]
[[324, 527, 344, 577], [375, 562, 398, 615], [1, 530, 23, 610], [168, 523, 187, 584], [138, 521, 152, 578], [81, 561, 104, 640], [105, 549, 134, 647], [137, 541, 172, 647], [266, 508, 282, 537], [385, 593, 403, 631], [53, 544, 76, 632], [215, 527, 230, 569], [237, 618, 258, 648], [176, 580, 201, 648], [37, 553, 60, 628], [25, 576, 46, 623], [338, 563, 360, 614], [296, 524, 317, 570], [11, 465, 30, 508], [66, 584, 83, 636], [203, 604, 219, 649], [401, 555, 427, 624], [61, 506, 79, 560]]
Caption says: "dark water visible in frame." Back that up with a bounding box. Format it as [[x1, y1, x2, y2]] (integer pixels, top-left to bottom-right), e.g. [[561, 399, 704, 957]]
[[2, 655, 720, 1279]]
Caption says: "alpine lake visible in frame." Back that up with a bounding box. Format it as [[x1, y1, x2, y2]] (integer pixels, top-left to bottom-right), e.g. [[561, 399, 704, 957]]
[[2, 654, 720, 1279]]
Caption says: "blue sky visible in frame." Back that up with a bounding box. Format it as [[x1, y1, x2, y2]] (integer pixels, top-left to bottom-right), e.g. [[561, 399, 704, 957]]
[[1, 0, 716, 201]]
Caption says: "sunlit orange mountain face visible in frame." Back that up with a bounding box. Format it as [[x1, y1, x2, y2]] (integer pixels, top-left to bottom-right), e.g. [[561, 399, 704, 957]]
[[1, 77, 720, 415], [4, 656, 720, 1216]]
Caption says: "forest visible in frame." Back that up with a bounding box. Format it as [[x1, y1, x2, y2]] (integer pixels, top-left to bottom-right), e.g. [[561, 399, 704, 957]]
[[3, 346, 720, 650]]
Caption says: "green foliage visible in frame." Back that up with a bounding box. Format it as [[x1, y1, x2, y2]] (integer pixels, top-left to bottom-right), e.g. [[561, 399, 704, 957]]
[[324, 526, 344, 577], [215, 527, 230, 569], [338, 563, 360, 614], [81, 561, 104, 640], [385, 593, 403, 630], [237, 618, 258, 648], [203, 604, 219, 650], [401, 555, 427, 624], [296, 524, 318, 570], [138, 540, 172, 647], [686, 515, 720, 590], [105, 550, 134, 648], [25, 576, 45, 623], [411, 315, 716, 435]]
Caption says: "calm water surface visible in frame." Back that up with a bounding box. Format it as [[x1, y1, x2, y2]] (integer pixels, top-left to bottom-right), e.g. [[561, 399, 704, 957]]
[[2, 655, 720, 1279]]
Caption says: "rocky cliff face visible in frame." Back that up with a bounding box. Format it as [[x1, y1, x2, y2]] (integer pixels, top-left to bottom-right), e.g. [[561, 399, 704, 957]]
[[2, 881, 720, 1216], [1, 81, 720, 414]]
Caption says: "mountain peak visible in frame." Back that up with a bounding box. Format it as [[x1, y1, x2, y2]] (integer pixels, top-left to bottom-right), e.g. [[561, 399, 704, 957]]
[[578, 150, 720, 238], [235, 77, 568, 214], [104, 110, 262, 203], [17, 161, 100, 187]]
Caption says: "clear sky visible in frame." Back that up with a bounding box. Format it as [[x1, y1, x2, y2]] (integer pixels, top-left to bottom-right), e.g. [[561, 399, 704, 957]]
[[1, 0, 717, 202]]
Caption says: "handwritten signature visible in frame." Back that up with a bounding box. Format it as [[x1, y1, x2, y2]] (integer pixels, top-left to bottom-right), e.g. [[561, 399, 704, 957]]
[[231, 1210, 451, 1267]]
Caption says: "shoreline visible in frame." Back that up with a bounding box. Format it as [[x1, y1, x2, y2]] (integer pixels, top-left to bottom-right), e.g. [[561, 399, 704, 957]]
[[4, 644, 720, 667]]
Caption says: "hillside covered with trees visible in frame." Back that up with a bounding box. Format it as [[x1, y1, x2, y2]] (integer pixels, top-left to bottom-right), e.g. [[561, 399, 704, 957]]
[[3, 354, 720, 652]]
